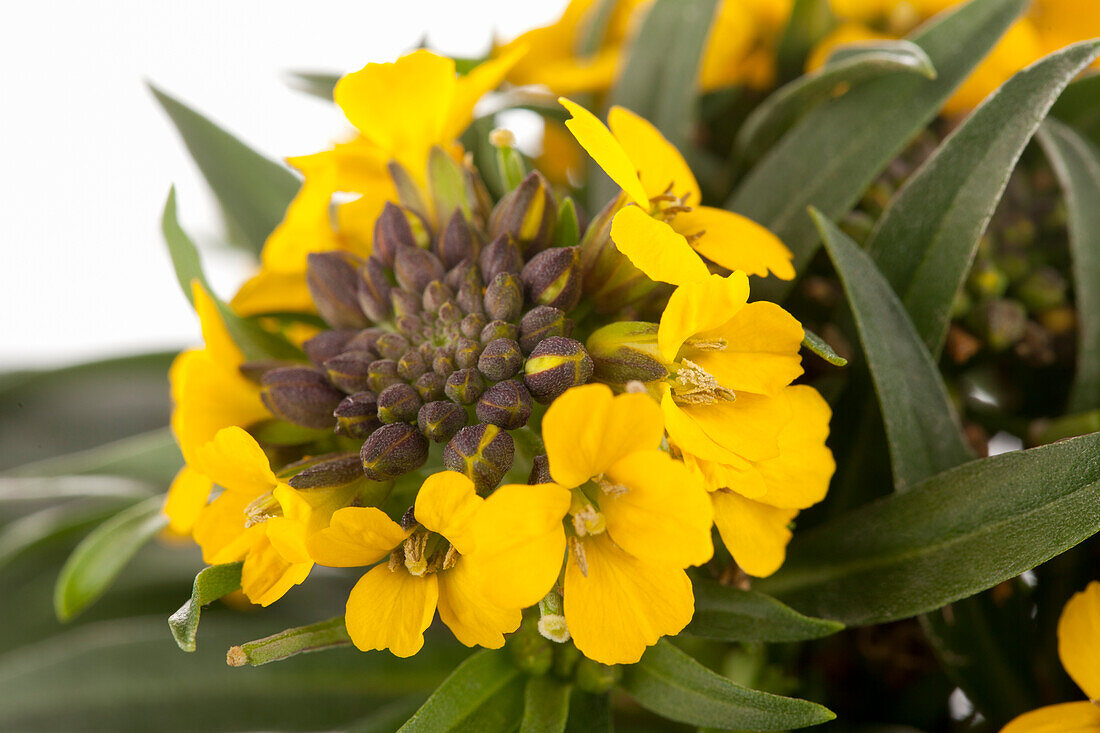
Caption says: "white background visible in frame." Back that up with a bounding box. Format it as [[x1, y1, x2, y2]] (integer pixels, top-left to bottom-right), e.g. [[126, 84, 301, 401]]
[[1, 1, 567, 368]]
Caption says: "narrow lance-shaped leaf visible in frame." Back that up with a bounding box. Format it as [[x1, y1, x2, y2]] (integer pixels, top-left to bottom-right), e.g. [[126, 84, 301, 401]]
[[621, 640, 835, 729], [774, 0, 836, 83], [520, 675, 571, 733], [757, 432, 1100, 626], [151, 85, 300, 255], [728, 0, 1028, 300], [811, 210, 971, 490], [53, 495, 169, 621], [686, 579, 844, 642], [1036, 119, 1100, 413], [802, 328, 848, 366], [287, 71, 341, 102], [736, 40, 936, 163], [1051, 73, 1100, 148], [169, 562, 243, 652], [226, 615, 352, 666], [5, 429, 181, 487], [398, 650, 525, 733], [865, 40, 1100, 355]]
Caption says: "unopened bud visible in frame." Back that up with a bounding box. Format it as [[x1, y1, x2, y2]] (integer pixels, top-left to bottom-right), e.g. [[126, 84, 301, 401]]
[[372, 202, 419, 268], [522, 246, 582, 311], [454, 337, 482, 369], [346, 328, 384, 355], [438, 300, 463, 325], [481, 319, 520, 346], [307, 252, 370, 329], [443, 423, 515, 493], [323, 351, 375, 394], [397, 350, 427, 381], [238, 359, 296, 385], [478, 338, 524, 382], [585, 322, 668, 385], [484, 272, 524, 322], [476, 380, 533, 429], [433, 350, 457, 376], [489, 170, 555, 255], [454, 263, 485, 315], [361, 423, 429, 480], [357, 257, 393, 323], [395, 315, 424, 339], [422, 280, 455, 313], [460, 312, 487, 340], [377, 383, 423, 424], [428, 146, 473, 225], [507, 617, 553, 676], [303, 329, 356, 367], [394, 246, 446, 295], [390, 288, 422, 319], [417, 400, 468, 443], [374, 333, 410, 361], [334, 391, 382, 439], [414, 371, 446, 402], [479, 234, 524, 283], [368, 359, 403, 392], [519, 306, 571, 354], [523, 337, 594, 403], [537, 590, 569, 643], [445, 368, 486, 405], [261, 367, 345, 429], [529, 454, 552, 484], [287, 453, 363, 490], [436, 210, 476, 269]]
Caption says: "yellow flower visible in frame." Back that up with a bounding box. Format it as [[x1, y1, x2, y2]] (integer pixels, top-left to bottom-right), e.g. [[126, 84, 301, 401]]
[[559, 98, 794, 284], [655, 273, 834, 576], [1002, 581, 1100, 732], [164, 282, 270, 535], [467, 383, 714, 665], [306, 471, 522, 657]]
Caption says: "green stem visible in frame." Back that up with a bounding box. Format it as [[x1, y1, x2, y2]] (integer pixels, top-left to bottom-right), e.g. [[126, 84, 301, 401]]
[[226, 616, 351, 667]]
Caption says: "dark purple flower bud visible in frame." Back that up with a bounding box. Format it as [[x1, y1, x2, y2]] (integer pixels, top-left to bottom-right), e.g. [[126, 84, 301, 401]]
[[484, 272, 524, 323], [445, 368, 486, 405], [519, 306, 572, 354], [334, 391, 381, 439], [323, 350, 375, 393], [585, 322, 668, 385], [481, 320, 519, 346], [238, 359, 296, 385], [476, 380, 533, 429], [307, 252, 370, 329], [390, 288, 422, 319], [288, 452, 364, 490], [372, 202, 419, 268], [394, 246, 445, 295], [261, 367, 345, 429], [357, 257, 393, 323], [414, 372, 446, 402], [444, 424, 515, 493], [361, 423, 429, 480], [436, 210, 476, 269], [303, 329, 356, 367], [387, 161, 430, 221], [489, 171, 556, 255], [368, 359, 403, 392], [432, 350, 457, 376], [377, 383, 423, 424], [454, 264, 485, 315], [438, 300, 463, 325], [528, 454, 552, 484], [478, 338, 523, 382], [397, 349, 427, 381], [395, 315, 424, 339], [454, 337, 482, 370], [417, 400, 468, 443], [523, 337, 593, 403], [374, 333, 410, 361], [345, 328, 385, 355], [460, 312, 487, 340], [478, 234, 524, 283], [422, 280, 454, 313], [522, 246, 582, 312]]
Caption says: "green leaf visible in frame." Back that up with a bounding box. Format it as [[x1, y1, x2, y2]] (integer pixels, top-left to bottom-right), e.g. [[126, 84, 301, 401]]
[[161, 189, 304, 362], [520, 675, 571, 733], [811, 210, 971, 490], [737, 40, 935, 163], [0, 497, 142, 574], [1036, 119, 1100, 413], [756, 432, 1100, 626], [5, 429, 181, 487], [865, 40, 1100, 355], [775, 0, 836, 83], [398, 649, 525, 732], [287, 71, 340, 101], [553, 197, 581, 246], [168, 563, 243, 652], [150, 85, 300, 255], [226, 615, 353, 666], [1051, 73, 1100, 148], [563, 691, 611, 733], [801, 328, 848, 366], [345, 696, 431, 733], [686, 579, 844, 642], [728, 0, 1028, 298], [621, 640, 835, 729], [53, 496, 169, 621]]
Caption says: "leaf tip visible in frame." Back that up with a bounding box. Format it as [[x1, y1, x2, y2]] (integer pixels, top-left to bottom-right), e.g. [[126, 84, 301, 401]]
[[227, 646, 248, 667]]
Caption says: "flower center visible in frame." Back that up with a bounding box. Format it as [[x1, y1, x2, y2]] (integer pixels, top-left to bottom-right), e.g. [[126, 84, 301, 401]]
[[671, 359, 737, 405]]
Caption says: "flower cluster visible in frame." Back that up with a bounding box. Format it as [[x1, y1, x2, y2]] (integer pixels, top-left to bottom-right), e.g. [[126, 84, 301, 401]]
[[164, 48, 834, 666]]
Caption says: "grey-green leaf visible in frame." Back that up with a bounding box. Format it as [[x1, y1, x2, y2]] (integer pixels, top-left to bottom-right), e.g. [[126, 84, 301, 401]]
[[621, 640, 835, 729], [812, 209, 971, 490], [287, 71, 341, 102], [802, 328, 848, 366], [168, 563, 243, 652], [728, 0, 1028, 299], [737, 40, 935, 162], [686, 579, 844, 642], [1051, 73, 1100, 148], [53, 496, 169, 621], [151, 85, 300, 255], [226, 615, 352, 666], [774, 0, 836, 83], [757, 432, 1100, 626], [520, 675, 571, 733], [398, 650, 525, 732], [865, 40, 1100, 355], [1036, 118, 1100, 413]]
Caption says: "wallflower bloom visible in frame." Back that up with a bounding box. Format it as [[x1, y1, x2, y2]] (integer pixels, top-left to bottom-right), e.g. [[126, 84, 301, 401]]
[[306, 471, 523, 657], [1002, 581, 1100, 732], [467, 383, 714, 665], [559, 98, 794, 283], [655, 273, 834, 576]]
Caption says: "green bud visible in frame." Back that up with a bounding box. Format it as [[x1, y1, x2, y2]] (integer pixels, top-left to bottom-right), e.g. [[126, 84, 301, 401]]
[[476, 380, 533, 429], [454, 337, 482, 370], [507, 617, 553, 676], [523, 337, 593, 403], [323, 351, 375, 394], [478, 338, 523, 382], [357, 257, 393, 323], [287, 452, 363, 490], [414, 372, 447, 402], [372, 201, 421, 268], [390, 288, 422, 319], [428, 145, 473, 225], [417, 400, 468, 443], [387, 160, 430, 220], [585, 322, 668, 385], [574, 658, 621, 694], [1015, 267, 1066, 312], [261, 367, 345, 429], [443, 423, 515, 493], [481, 319, 519, 346], [422, 280, 455, 313], [460, 312, 488, 340], [445, 368, 486, 405], [306, 252, 370, 329], [967, 258, 1009, 300], [368, 359, 403, 392], [478, 234, 524, 283], [522, 246, 582, 312], [519, 306, 571, 355], [302, 329, 356, 367], [395, 246, 446, 295], [397, 349, 428, 381], [361, 423, 429, 480], [484, 272, 524, 322], [489, 170, 556, 255], [334, 391, 382, 439], [529, 454, 551, 484], [577, 197, 655, 312], [377, 383, 423, 424], [436, 210, 476, 270]]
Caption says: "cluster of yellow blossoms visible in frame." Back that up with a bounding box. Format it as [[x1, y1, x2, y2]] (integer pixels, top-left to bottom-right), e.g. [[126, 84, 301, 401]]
[[164, 42, 833, 665]]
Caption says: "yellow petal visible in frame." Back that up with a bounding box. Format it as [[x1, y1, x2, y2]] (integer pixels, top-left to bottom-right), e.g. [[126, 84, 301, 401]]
[[610, 206, 711, 286], [711, 490, 797, 577], [657, 273, 750, 362], [689, 301, 804, 397], [163, 466, 213, 536], [660, 389, 751, 469], [195, 427, 277, 498], [1059, 581, 1100, 700], [345, 565, 439, 657], [414, 471, 484, 554], [258, 152, 339, 275], [192, 281, 242, 366], [192, 489, 252, 565], [231, 269, 316, 317], [671, 392, 790, 464], [543, 383, 665, 488], [306, 506, 408, 568], [601, 449, 714, 568], [442, 44, 527, 142], [751, 386, 835, 509], [1001, 701, 1100, 733], [672, 206, 795, 280], [681, 450, 768, 499], [564, 533, 694, 665], [466, 482, 570, 610], [607, 105, 700, 203], [240, 532, 312, 607], [559, 97, 649, 208], [267, 483, 358, 563], [437, 555, 522, 649]]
